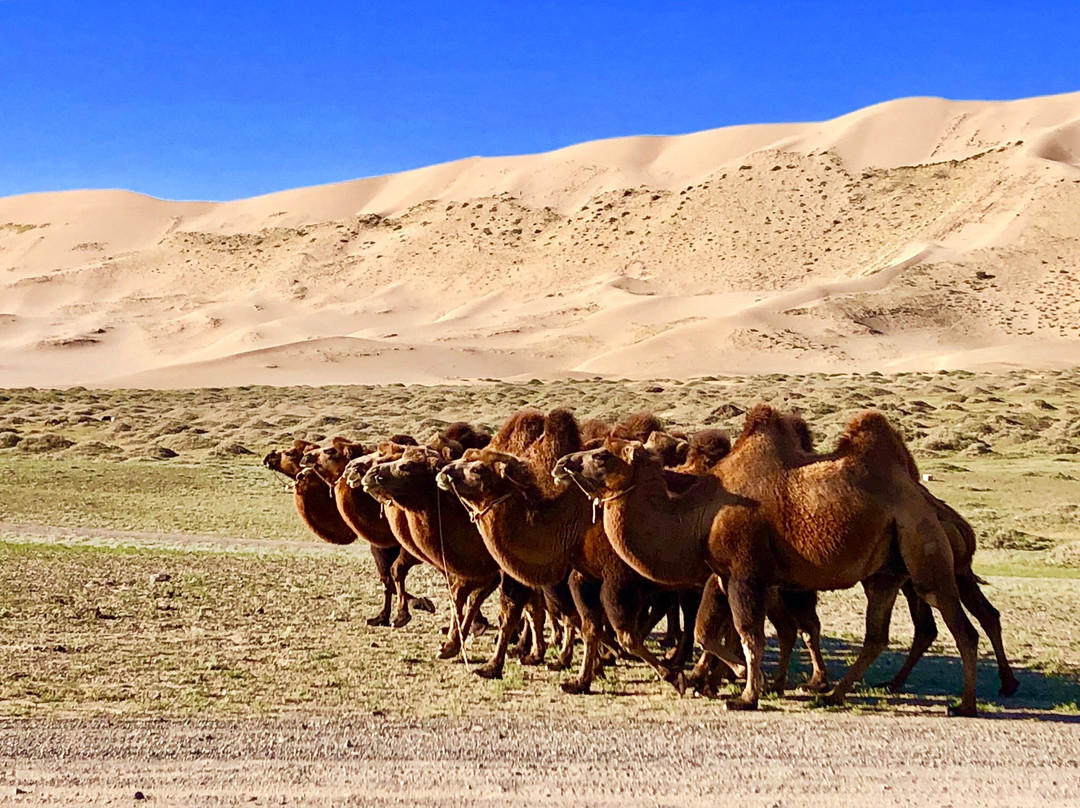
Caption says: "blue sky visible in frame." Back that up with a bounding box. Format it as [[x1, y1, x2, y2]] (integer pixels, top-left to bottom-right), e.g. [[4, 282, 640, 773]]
[[2, 1, 1078, 201]]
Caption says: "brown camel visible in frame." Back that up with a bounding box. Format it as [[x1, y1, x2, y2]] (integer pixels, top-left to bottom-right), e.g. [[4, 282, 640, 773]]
[[556, 429, 830, 697], [747, 409, 1018, 698], [354, 419, 544, 678], [300, 435, 434, 628], [263, 440, 319, 480], [437, 408, 698, 695], [555, 407, 984, 715]]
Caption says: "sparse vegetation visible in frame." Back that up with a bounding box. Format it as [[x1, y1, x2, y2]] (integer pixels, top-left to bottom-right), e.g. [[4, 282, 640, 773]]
[[1, 369, 1078, 719]]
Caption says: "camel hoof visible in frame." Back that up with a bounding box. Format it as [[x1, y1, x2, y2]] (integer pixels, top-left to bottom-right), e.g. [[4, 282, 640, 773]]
[[474, 664, 503, 680], [723, 696, 758, 711], [409, 596, 436, 613], [947, 702, 978, 718], [521, 653, 545, 667], [765, 680, 785, 697], [560, 680, 591, 695], [800, 676, 830, 694], [663, 670, 686, 696], [367, 614, 391, 627], [437, 643, 460, 660], [548, 658, 571, 672], [1000, 676, 1020, 698], [391, 612, 412, 629], [820, 687, 846, 708]]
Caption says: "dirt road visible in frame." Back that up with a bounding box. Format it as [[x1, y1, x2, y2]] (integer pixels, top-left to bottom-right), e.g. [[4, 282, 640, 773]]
[[2, 713, 1078, 807]]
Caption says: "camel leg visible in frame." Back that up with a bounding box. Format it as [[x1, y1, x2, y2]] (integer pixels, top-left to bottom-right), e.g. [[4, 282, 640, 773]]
[[687, 575, 746, 695], [665, 588, 700, 668], [823, 573, 903, 706], [781, 589, 829, 693], [368, 546, 397, 627], [543, 580, 579, 671], [438, 578, 473, 660], [660, 599, 681, 649], [928, 584, 981, 716], [520, 593, 548, 666], [552, 619, 577, 671], [458, 576, 499, 650], [475, 574, 532, 679], [564, 572, 604, 694], [725, 576, 768, 710], [602, 571, 685, 694], [882, 579, 937, 693], [957, 574, 1018, 697], [765, 590, 798, 696], [390, 550, 423, 628]]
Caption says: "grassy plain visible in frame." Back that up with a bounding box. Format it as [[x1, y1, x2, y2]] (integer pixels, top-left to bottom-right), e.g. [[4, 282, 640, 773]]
[[1, 370, 1079, 720]]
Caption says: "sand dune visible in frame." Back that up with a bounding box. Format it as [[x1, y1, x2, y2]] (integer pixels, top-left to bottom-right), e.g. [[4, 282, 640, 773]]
[[2, 91, 1080, 388]]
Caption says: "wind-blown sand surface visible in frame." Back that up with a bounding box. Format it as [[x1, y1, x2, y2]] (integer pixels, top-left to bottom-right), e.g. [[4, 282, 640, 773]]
[[2, 92, 1080, 387]]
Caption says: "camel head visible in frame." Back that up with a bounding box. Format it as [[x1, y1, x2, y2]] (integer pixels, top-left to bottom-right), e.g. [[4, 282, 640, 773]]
[[300, 436, 366, 483], [644, 430, 690, 468], [359, 445, 445, 506], [435, 449, 534, 504], [264, 439, 318, 479], [552, 438, 655, 496], [342, 438, 417, 490]]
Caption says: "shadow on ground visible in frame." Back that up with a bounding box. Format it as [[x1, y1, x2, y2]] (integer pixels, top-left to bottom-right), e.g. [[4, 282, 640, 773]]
[[767, 636, 1080, 721]]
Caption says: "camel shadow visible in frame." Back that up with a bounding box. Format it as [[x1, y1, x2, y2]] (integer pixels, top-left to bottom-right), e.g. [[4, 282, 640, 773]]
[[772, 636, 1080, 722]]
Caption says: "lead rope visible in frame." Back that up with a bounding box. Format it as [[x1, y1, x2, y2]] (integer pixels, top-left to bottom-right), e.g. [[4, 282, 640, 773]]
[[436, 486, 471, 671]]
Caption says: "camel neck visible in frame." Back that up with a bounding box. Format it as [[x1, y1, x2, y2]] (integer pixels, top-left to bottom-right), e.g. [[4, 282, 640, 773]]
[[601, 466, 718, 586]]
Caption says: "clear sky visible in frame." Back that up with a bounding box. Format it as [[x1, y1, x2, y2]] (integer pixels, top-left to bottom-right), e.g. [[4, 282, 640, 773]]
[[2, 0, 1078, 201]]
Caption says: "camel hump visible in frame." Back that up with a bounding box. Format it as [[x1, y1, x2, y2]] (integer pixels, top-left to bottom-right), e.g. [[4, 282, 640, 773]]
[[523, 407, 583, 479], [736, 403, 784, 445], [611, 411, 663, 442], [490, 409, 546, 454], [686, 428, 731, 467], [782, 412, 815, 452], [442, 421, 492, 450], [836, 410, 919, 476], [579, 418, 611, 444]]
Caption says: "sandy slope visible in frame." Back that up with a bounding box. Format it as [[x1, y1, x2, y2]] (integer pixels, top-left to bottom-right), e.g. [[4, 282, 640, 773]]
[[2, 92, 1080, 387]]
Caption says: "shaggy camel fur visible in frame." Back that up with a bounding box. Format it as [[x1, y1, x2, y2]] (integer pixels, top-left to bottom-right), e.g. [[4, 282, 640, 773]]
[[300, 436, 434, 628], [556, 408, 984, 715], [438, 408, 698, 695], [744, 409, 1018, 698], [356, 417, 544, 678], [555, 436, 830, 697], [264, 440, 360, 546]]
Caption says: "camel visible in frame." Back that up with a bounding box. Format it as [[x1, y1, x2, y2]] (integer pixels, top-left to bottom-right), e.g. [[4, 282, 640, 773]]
[[555, 429, 830, 698], [263, 440, 319, 480], [299, 435, 434, 628], [737, 408, 1018, 698], [436, 408, 700, 695], [555, 407, 985, 715], [353, 416, 545, 678]]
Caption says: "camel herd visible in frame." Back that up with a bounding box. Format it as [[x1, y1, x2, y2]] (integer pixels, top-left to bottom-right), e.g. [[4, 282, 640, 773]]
[[263, 405, 1018, 717]]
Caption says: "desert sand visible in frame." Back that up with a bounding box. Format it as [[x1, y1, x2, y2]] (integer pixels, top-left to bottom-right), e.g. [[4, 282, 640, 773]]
[[2, 92, 1079, 388]]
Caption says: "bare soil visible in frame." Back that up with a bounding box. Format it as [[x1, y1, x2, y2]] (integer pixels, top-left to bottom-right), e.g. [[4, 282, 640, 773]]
[[2, 713, 1079, 807]]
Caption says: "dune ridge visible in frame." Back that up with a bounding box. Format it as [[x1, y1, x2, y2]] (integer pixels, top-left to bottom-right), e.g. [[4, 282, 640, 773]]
[[2, 91, 1080, 388]]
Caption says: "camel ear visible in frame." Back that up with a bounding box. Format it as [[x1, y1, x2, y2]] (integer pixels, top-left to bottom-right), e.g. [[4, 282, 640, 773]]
[[493, 460, 509, 479], [440, 444, 457, 461], [617, 442, 642, 464]]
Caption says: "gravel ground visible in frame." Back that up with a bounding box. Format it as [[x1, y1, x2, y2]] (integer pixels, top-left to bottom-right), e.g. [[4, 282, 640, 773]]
[[2, 713, 1079, 807]]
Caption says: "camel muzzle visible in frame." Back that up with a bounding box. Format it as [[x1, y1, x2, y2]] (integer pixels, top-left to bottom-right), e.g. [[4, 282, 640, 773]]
[[434, 467, 455, 492]]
